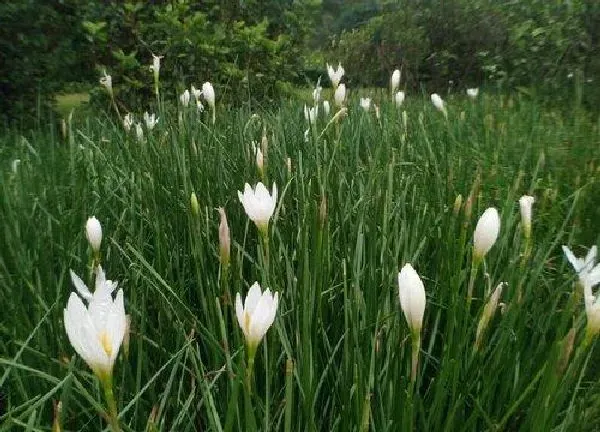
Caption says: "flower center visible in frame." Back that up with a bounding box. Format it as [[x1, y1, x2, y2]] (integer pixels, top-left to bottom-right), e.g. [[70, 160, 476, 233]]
[[99, 331, 113, 357]]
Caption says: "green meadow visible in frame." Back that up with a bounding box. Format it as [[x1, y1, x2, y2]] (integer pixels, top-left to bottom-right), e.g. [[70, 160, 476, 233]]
[[1, 91, 600, 431]]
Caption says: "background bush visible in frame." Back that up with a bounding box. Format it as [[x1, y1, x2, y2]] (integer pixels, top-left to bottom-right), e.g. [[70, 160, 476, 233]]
[[1, 0, 600, 121]]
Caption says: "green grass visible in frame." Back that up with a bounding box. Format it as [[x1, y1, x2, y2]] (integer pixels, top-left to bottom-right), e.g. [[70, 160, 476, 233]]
[[54, 92, 90, 116], [1, 92, 600, 431]]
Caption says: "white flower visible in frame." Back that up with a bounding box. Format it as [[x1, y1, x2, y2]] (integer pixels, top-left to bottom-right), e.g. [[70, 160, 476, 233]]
[[398, 263, 426, 334], [191, 85, 202, 100], [562, 245, 600, 290], [304, 104, 318, 125], [149, 54, 162, 76], [466, 88, 479, 99], [431, 93, 446, 115], [99, 71, 112, 94], [180, 89, 190, 107], [143, 112, 158, 130], [391, 69, 401, 94], [202, 82, 215, 109], [518, 195, 535, 238], [360, 97, 371, 112], [313, 78, 322, 104], [123, 113, 134, 132], [235, 282, 279, 349], [334, 83, 346, 107], [473, 207, 501, 261], [11, 159, 21, 173], [327, 62, 345, 89], [135, 123, 144, 141], [237, 182, 278, 232], [395, 91, 405, 107], [322, 100, 331, 116], [86, 217, 102, 252], [562, 245, 600, 336], [64, 267, 126, 377]]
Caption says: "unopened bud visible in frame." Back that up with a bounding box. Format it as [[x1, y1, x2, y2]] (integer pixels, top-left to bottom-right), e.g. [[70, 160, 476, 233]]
[[190, 192, 199, 216], [85, 216, 102, 252], [286, 157, 292, 175], [52, 400, 62, 432], [123, 314, 131, 359], [319, 195, 327, 228], [147, 405, 159, 432], [475, 282, 504, 351], [218, 207, 230, 267], [261, 128, 268, 156], [453, 194, 463, 217], [556, 327, 576, 375]]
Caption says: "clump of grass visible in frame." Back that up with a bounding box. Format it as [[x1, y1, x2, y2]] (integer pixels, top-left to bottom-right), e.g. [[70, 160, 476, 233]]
[[0, 89, 599, 430]]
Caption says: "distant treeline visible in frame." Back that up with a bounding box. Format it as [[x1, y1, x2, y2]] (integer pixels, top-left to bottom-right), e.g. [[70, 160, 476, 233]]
[[1, 0, 599, 120]]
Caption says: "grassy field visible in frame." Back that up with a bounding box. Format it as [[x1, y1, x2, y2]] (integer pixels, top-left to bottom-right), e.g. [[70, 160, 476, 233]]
[[1, 92, 600, 431]]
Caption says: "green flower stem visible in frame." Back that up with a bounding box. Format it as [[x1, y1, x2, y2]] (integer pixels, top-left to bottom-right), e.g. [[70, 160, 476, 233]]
[[411, 333, 421, 385], [100, 373, 121, 432], [467, 256, 481, 306], [244, 346, 258, 431]]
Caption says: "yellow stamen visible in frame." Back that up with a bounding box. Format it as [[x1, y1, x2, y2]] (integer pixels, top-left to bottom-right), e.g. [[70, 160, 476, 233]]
[[99, 331, 113, 357]]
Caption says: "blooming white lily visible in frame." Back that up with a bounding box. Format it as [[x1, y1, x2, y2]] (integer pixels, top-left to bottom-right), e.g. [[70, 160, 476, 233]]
[[518, 195, 535, 239], [64, 267, 126, 378], [235, 282, 279, 351], [334, 83, 346, 107], [123, 113, 134, 132], [86, 216, 102, 253], [149, 54, 162, 95], [143, 112, 158, 130], [395, 91, 405, 107], [360, 98, 371, 112], [322, 100, 331, 117], [431, 93, 447, 116], [304, 104, 318, 125], [562, 245, 600, 337], [180, 89, 190, 107], [191, 85, 202, 101], [398, 263, 426, 383], [466, 88, 479, 99], [238, 182, 278, 234], [391, 69, 401, 94], [99, 71, 112, 95], [202, 82, 215, 109], [327, 63, 345, 89], [473, 207, 501, 261]]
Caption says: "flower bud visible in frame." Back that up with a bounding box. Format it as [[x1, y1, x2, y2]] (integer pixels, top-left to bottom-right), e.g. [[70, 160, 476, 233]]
[[319, 194, 327, 228], [518, 195, 535, 239], [190, 192, 199, 216], [475, 282, 504, 350], [334, 83, 346, 107], [117, 314, 129, 361], [473, 207, 500, 261], [218, 207, 231, 267], [52, 400, 62, 432], [398, 264, 426, 335], [85, 216, 102, 252], [453, 194, 463, 217]]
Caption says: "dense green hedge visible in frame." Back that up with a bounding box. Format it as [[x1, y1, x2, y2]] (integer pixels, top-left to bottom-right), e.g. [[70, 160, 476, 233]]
[[330, 0, 600, 108], [1, 0, 599, 121]]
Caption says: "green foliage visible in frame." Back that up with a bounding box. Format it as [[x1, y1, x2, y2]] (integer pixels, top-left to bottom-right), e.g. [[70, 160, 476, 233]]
[[328, 0, 600, 108], [84, 0, 313, 110], [0, 1, 91, 122]]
